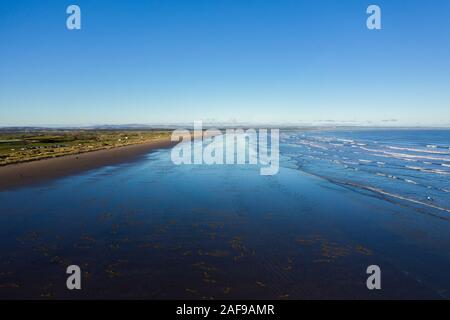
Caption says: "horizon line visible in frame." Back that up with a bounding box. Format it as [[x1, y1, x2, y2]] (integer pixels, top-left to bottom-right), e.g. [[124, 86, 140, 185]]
[[1, 123, 450, 130]]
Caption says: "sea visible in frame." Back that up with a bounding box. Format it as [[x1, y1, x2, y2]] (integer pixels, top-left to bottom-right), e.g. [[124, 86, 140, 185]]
[[0, 129, 449, 299]]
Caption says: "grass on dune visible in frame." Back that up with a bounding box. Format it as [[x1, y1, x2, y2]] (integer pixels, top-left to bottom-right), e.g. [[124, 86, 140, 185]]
[[0, 130, 171, 166]]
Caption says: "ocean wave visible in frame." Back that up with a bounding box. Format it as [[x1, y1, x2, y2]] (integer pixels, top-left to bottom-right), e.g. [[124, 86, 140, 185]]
[[287, 133, 450, 217], [296, 167, 450, 215], [406, 165, 450, 175], [427, 144, 450, 149], [342, 161, 359, 165], [388, 146, 450, 155], [326, 178, 450, 215], [337, 138, 354, 143], [371, 150, 450, 162], [297, 140, 329, 150], [358, 184, 450, 214]]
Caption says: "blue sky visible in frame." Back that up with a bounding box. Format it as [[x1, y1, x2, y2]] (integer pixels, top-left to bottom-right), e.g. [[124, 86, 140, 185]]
[[0, 0, 449, 126]]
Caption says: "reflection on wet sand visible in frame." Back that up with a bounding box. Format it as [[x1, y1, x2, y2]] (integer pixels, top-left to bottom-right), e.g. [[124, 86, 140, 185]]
[[0, 143, 449, 299]]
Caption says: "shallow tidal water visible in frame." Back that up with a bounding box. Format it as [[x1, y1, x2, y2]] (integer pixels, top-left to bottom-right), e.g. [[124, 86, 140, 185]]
[[0, 130, 449, 299]]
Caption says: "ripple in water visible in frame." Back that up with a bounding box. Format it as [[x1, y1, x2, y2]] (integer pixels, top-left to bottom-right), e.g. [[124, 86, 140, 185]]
[[281, 129, 450, 215]]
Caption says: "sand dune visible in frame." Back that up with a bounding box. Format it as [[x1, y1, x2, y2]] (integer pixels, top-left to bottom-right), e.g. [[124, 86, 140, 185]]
[[0, 138, 175, 191]]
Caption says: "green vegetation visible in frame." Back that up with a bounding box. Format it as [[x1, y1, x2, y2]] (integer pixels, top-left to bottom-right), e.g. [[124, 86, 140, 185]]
[[0, 130, 171, 165]]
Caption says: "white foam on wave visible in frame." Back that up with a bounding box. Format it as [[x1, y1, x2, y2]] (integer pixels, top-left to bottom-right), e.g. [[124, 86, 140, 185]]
[[366, 186, 450, 213], [360, 146, 379, 152], [311, 175, 450, 214], [338, 181, 450, 214], [406, 165, 450, 175], [356, 144, 450, 163], [342, 161, 359, 165], [378, 151, 450, 162], [406, 166, 422, 170], [388, 145, 450, 155], [431, 169, 450, 175], [337, 138, 354, 144], [298, 140, 329, 150]]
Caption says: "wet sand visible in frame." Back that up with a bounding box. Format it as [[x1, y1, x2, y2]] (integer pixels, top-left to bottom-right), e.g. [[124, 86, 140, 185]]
[[0, 139, 448, 299], [0, 138, 176, 191]]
